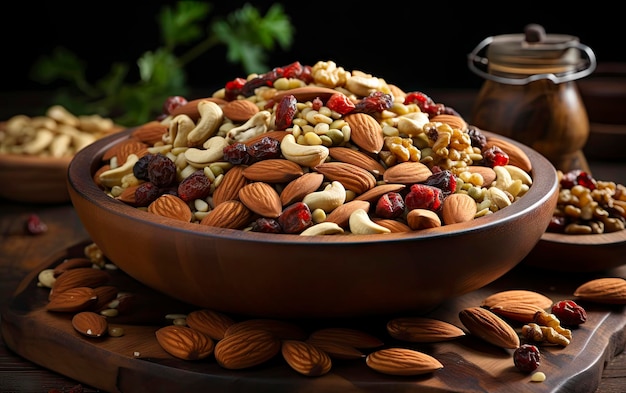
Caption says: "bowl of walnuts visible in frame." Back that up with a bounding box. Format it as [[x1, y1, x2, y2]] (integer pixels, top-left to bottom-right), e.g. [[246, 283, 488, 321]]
[[67, 60, 559, 318]]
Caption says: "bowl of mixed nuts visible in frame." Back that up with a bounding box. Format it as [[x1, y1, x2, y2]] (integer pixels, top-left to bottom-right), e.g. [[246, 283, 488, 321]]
[[0, 105, 121, 204], [67, 60, 559, 318]]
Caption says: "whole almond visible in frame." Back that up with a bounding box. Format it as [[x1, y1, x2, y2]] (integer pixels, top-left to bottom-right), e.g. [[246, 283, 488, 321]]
[[573, 277, 626, 304], [430, 114, 468, 131], [442, 193, 477, 225], [366, 348, 443, 376], [53, 257, 94, 277], [186, 309, 235, 340], [371, 218, 412, 233], [238, 181, 282, 218], [281, 340, 332, 377], [325, 200, 370, 228], [314, 162, 377, 194], [155, 325, 215, 360], [383, 162, 433, 185], [212, 165, 248, 207], [458, 306, 520, 349], [406, 208, 442, 230], [355, 184, 406, 203], [242, 159, 304, 183], [148, 194, 193, 222], [131, 121, 168, 145], [466, 166, 497, 186], [50, 267, 110, 299], [305, 337, 365, 360], [481, 289, 554, 310], [328, 146, 386, 175], [489, 302, 548, 323], [91, 285, 119, 312], [200, 200, 253, 229], [387, 317, 465, 343], [280, 172, 324, 206], [221, 99, 260, 122], [46, 287, 98, 312], [344, 113, 384, 154], [308, 327, 383, 349], [102, 139, 149, 163], [72, 311, 108, 338], [214, 329, 281, 369], [224, 318, 307, 340], [272, 86, 339, 103], [485, 137, 532, 172]]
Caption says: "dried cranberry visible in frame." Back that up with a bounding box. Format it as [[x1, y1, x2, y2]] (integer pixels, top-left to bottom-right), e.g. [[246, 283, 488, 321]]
[[178, 170, 212, 202], [354, 91, 393, 114], [326, 92, 355, 115], [275, 94, 298, 130], [575, 171, 597, 191], [147, 154, 177, 187], [247, 137, 281, 161], [134, 182, 161, 207], [514, 344, 541, 373], [161, 96, 188, 116], [26, 214, 47, 235], [375, 192, 405, 219], [547, 215, 567, 233], [423, 170, 457, 196], [224, 77, 246, 101], [551, 300, 587, 326], [133, 153, 156, 181], [311, 96, 323, 111], [251, 217, 283, 233], [403, 91, 443, 116], [405, 184, 443, 211], [223, 143, 252, 165], [482, 145, 509, 167], [278, 202, 313, 234]]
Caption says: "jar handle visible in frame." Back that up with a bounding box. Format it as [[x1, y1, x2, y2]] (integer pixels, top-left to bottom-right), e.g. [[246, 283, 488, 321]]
[[467, 36, 597, 85]]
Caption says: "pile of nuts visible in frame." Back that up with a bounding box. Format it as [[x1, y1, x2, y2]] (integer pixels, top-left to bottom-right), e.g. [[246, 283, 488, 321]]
[[0, 105, 120, 158], [95, 60, 535, 236], [38, 243, 626, 381]]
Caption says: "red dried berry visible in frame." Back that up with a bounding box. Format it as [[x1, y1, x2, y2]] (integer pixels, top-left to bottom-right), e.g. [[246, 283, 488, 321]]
[[223, 143, 253, 165], [326, 92, 355, 115], [178, 170, 212, 202], [161, 95, 188, 116], [274, 94, 298, 130], [375, 192, 405, 219], [247, 137, 281, 161], [482, 145, 509, 167], [26, 214, 47, 235], [278, 202, 313, 234], [405, 184, 443, 211], [134, 182, 161, 207], [551, 300, 587, 326], [251, 217, 283, 233], [354, 91, 393, 114], [147, 154, 177, 187], [514, 344, 541, 373], [423, 170, 457, 196]]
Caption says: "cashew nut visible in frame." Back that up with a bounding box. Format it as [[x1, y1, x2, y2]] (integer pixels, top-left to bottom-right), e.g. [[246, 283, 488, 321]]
[[349, 208, 391, 235], [493, 165, 513, 190], [345, 71, 386, 97], [164, 114, 196, 147], [47, 105, 80, 127], [280, 133, 330, 168], [22, 129, 54, 155], [225, 110, 271, 144], [504, 164, 533, 186], [300, 222, 345, 236], [488, 186, 512, 210], [99, 154, 140, 188], [184, 135, 229, 168], [186, 100, 224, 147], [302, 181, 346, 213], [396, 112, 430, 137]]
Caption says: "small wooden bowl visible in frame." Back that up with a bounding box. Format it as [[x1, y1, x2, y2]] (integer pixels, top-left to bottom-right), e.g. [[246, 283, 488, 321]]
[[524, 230, 626, 272], [0, 153, 72, 204]]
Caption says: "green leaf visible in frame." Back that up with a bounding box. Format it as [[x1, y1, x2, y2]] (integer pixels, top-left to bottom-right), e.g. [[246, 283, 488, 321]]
[[160, 1, 212, 49], [29, 47, 86, 85]]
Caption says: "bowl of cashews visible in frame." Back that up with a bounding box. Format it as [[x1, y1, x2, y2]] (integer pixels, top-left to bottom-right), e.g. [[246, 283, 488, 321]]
[[66, 60, 560, 318], [0, 105, 122, 204]]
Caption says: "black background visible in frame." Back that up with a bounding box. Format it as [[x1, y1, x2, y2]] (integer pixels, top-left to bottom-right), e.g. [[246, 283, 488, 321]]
[[2, 1, 624, 94]]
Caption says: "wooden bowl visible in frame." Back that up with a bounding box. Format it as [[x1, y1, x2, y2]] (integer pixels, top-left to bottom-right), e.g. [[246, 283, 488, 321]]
[[67, 129, 559, 319], [524, 230, 626, 272], [0, 153, 72, 204]]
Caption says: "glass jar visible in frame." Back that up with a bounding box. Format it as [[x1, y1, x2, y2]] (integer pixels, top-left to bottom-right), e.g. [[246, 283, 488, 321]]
[[468, 24, 596, 173]]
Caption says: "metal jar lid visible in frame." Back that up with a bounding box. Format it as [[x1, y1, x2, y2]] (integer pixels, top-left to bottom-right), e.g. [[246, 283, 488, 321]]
[[468, 24, 596, 85]]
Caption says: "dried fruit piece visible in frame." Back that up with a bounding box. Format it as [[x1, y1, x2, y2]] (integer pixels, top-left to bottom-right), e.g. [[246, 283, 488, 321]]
[[551, 300, 587, 326], [514, 344, 541, 373]]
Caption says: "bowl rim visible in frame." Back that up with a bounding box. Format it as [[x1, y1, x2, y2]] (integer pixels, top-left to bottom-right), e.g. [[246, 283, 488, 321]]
[[0, 152, 72, 168], [67, 128, 559, 245], [541, 229, 626, 246]]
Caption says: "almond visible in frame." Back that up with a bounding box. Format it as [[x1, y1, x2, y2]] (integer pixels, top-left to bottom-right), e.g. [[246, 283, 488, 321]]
[[46, 287, 98, 312], [102, 138, 149, 163], [131, 121, 168, 145], [387, 317, 465, 343], [170, 97, 228, 121], [354, 184, 406, 203], [221, 99, 260, 122], [308, 327, 383, 349], [344, 113, 384, 154], [314, 162, 377, 194], [50, 267, 110, 299], [242, 158, 304, 183], [185, 309, 235, 340], [573, 277, 626, 304], [458, 306, 520, 349], [72, 311, 108, 338], [366, 348, 443, 376], [214, 329, 281, 369], [212, 165, 248, 207], [430, 114, 468, 131], [382, 162, 433, 184], [272, 86, 339, 103], [466, 165, 497, 186], [371, 218, 412, 233], [406, 208, 442, 230], [441, 193, 477, 225], [200, 200, 253, 229], [489, 301, 548, 323], [238, 181, 282, 218], [91, 285, 119, 311], [485, 136, 532, 172], [325, 200, 370, 228], [53, 257, 94, 277], [148, 194, 193, 222], [305, 337, 365, 360], [328, 146, 386, 175], [155, 325, 215, 360], [116, 184, 140, 205], [224, 318, 307, 340], [281, 340, 332, 377], [481, 290, 554, 310], [280, 172, 324, 206]]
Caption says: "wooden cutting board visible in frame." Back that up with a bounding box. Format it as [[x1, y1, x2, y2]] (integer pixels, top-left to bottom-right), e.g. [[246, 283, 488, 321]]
[[1, 241, 625, 393]]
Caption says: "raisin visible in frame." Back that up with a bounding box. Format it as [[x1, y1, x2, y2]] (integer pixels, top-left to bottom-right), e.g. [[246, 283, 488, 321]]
[[147, 154, 177, 187], [278, 202, 313, 234], [467, 126, 487, 150], [133, 153, 157, 181], [251, 217, 283, 233], [311, 96, 323, 111], [178, 170, 212, 202], [354, 91, 393, 114], [275, 94, 298, 130], [247, 137, 281, 161], [375, 192, 405, 219], [551, 300, 587, 326], [423, 170, 457, 196], [514, 344, 541, 373], [482, 145, 509, 167], [223, 143, 253, 165], [134, 182, 161, 207], [405, 184, 443, 211]]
